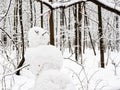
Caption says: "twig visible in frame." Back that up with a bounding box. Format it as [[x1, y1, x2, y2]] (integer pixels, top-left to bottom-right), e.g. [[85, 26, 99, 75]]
[[2, 64, 29, 77], [0, 27, 18, 50], [67, 67, 85, 90], [0, 0, 12, 22]]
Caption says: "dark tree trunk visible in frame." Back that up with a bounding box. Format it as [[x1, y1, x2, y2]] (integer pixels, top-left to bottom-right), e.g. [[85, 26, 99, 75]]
[[13, 0, 19, 65], [30, 0, 33, 27], [49, 0, 54, 45], [98, 6, 105, 68], [16, 0, 25, 75], [115, 16, 119, 51], [88, 32, 96, 55], [2, 19, 7, 46], [68, 7, 72, 53], [74, 4, 79, 61], [34, 3, 36, 26], [13, 0, 18, 42], [74, 3, 82, 62], [78, 3, 82, 55], [49, 10, 54, 45], [40, 2, 43, 28]]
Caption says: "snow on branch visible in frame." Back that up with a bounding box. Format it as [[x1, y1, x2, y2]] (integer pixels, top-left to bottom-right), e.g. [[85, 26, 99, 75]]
[[0, 0, 12, 22], [2, 64, 29, 77], [36, 0, 120, 15], [88, 0, 120, 15], [52, 0, 86, 9], [36, 0, 53, 9], [36, 0, 86, 9]]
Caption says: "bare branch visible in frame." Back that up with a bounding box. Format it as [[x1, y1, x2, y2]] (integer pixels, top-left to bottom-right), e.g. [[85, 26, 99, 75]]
[[0, 0, 12, 22], [36, 0, 86, 9], [88, 0, 120, 15], [0, 27, 18, 50], [36, 0, 120, 15], [2, 64, 29, 77]]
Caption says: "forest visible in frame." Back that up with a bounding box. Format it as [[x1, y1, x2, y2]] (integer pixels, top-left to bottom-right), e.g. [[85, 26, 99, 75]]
[[0, 0, 120, 90]]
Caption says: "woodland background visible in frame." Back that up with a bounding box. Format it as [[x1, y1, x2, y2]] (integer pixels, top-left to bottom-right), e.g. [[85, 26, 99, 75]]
[[0, 0, 120, 79]]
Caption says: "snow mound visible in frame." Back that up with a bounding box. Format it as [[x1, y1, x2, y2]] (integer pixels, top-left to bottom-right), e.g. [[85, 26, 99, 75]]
[[34, 70, 77, 90], [28, 26, 49, 47], [25, 45, 63, 75]]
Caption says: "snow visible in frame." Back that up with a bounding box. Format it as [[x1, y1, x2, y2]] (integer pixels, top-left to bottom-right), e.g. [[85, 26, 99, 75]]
[[24, 27, 76, 90], [97, 0, 120, 11], [26, 27, 63, 75], [1, 27, 120, 90], [28, 27, 49, 47], [25, 45, 63, 75], [36, 0, 87, 9], [33, 70, 77, 90], [37, 0, 120, 13], [1, 48, 120, 90]]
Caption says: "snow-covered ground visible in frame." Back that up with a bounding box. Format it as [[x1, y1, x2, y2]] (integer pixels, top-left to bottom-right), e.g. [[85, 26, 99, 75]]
[[0, 49, 120, 90], [0, 27, 120, 90]]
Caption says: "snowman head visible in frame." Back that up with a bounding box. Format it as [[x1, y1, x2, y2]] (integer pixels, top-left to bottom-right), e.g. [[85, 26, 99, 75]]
[[28, 27, 49, 47]]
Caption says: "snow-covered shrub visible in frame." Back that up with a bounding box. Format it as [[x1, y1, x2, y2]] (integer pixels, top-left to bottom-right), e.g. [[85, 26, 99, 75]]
[[33, 70, 77, 90], [28, 27, 49, 47], [25, 45, 63, 75]]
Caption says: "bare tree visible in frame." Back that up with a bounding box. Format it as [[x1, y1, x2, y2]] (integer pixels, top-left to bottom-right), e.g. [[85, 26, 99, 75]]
[[16, 0, 25, 75], [98, 6, 105, 68], [74, 4, 79, 61], [68, 7, 73, 53], [74, 3, 83, 63], [40, 2, 43, 28], [30, 0, 33, 27], [49, 0, 54, 45], [13, 0, 20, 65]]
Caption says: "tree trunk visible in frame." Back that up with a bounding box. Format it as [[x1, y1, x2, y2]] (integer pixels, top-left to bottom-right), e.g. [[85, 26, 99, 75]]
[[49, 0, 54, 45], [40, 2, 43, 28], [13, 0, 18, 45], [74, 3, 82, 62], [13, 0, 20, 65], [60, 8, 65, 53], [74, 4, 79, 61], [78, 3, 82, 55], [68, 7, 72, 53], [16, 0, 25, 75], [30, 0, 33, 27], [98, 6, 105, 68], [84, 5, 96, 55], [115, 16, 119, 51]]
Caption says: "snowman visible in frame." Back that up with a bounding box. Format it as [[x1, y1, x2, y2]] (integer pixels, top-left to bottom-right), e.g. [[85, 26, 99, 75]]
[[25, 26, 63, 75], [25, 27, 77, 90]]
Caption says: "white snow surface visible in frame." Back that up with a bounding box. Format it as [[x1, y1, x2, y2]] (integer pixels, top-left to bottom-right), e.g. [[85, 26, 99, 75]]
[[25, 45, 63, 75], [28, 26, 49, 47], [26, 27, 63, 75], [32, 70, 77, 90], [24, 27, 76, 90], [1, 26, 120, 90], [1, 49, 120, 90]]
